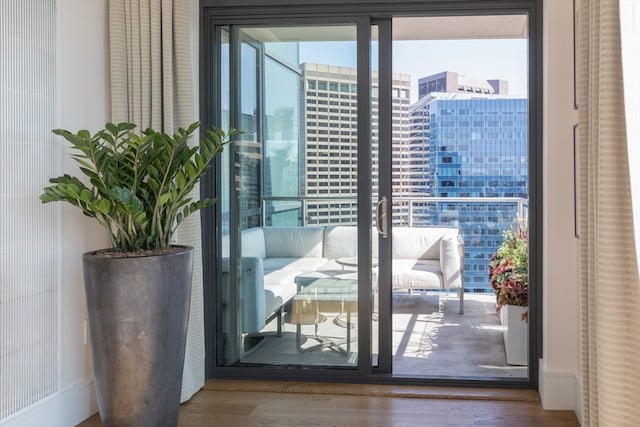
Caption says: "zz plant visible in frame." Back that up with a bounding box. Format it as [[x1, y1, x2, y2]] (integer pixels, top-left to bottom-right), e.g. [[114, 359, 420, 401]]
[[40, 121, 232, 253]]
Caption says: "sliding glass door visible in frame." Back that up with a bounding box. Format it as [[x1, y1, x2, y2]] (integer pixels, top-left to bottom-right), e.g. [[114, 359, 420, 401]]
[[216, 22, 381, 369], [388, 16, 530, 380], [203, 2, 538, 387]]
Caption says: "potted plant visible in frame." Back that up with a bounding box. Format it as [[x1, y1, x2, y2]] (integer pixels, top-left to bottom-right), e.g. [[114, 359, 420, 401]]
[[488, 225, 528, 365], [40, 121, 232, 427]]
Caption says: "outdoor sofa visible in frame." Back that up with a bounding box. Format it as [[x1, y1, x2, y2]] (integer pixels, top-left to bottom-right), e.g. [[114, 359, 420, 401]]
[[222, 225, 465, 335]]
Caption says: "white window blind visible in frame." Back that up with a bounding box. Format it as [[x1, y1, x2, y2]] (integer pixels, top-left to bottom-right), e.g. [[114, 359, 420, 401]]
[[1, 0, 59, 419]]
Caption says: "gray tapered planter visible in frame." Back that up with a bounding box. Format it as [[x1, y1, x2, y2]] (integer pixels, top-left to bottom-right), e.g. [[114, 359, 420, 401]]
[[83, 246, 193, 427]]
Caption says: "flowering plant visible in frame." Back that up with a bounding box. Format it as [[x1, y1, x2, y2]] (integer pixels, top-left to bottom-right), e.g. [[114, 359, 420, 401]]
[[489, 225, 528, 319]]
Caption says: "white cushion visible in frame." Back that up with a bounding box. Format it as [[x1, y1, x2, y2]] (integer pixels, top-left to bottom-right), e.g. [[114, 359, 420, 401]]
[[440, 235, 462, 289], [262, 227, 324, 257], [391, 259, 443, 289], [323, 226, 358, 259], [317, 258, 353, 272], [241, 228, 266, 259], [238, 257, 265, 333], [263, 257, 329, 274], [323, 226, 380, 259], [392, 227, 458, 260], [263, 270, 300, 316]]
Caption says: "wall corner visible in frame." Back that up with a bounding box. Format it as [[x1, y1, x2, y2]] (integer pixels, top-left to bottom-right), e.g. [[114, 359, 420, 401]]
[[538, 358, 580, 414]]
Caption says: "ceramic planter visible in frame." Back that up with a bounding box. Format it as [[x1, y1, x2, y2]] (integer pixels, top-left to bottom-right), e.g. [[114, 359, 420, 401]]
[[83, 246, 193, 427], [503, 305, 528, 366]]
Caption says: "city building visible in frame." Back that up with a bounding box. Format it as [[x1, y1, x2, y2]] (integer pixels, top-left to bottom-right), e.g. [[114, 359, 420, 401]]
[[301, 63, 411, 225], [418, 70, 509, 98], [409, 91, 528, 290]]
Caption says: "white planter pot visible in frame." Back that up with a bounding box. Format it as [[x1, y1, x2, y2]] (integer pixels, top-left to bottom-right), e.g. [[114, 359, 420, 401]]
[[503, 305, 528, 366]]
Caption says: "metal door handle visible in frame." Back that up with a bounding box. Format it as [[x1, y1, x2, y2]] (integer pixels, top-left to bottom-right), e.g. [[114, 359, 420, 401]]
[[376, 196, 388, 239]]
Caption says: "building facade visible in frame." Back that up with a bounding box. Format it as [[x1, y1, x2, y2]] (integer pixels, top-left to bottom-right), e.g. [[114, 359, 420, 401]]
[[409, 92, 528, 290], [301, 63, 411, 225], [418, 71, 509, 98]]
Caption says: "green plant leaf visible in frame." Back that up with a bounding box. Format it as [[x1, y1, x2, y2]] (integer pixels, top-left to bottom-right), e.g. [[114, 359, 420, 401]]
[[94, 199, 111, 214], [157, 193, 172, 207], [41, 121, 231, 252], [79, 189, 93, 204], [176, 171, 187, 188]]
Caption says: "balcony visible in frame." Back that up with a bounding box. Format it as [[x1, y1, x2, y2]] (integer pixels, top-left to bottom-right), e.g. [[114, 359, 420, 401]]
[[225, 196, 529, 379]]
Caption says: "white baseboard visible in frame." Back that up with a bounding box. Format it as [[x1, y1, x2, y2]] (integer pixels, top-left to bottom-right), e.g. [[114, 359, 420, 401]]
[[0, 379, 97, 427], [538, 358, 579, 412], [574, 375, 583, 423]]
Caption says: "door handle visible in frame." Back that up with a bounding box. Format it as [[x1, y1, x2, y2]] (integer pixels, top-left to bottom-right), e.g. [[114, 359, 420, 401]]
[[376, 196, 388, 239]]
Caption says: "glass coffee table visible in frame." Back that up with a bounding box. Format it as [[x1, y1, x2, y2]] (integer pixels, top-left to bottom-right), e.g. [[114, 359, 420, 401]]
[[291, 277, 358, 355]]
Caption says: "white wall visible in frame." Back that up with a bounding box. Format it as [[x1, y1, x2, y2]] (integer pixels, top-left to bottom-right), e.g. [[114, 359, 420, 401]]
[[0, 1, 109, 426], [539, 0, 581, 415], [57, 0, 110, 418]]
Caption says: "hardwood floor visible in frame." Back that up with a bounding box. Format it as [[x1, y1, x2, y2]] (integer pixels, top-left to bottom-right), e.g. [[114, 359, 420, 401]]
[[77, 379, 580, 426]]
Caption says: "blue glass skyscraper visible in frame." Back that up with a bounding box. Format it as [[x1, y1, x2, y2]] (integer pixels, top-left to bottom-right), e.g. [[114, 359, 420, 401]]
[[410, 92, 528, 291]]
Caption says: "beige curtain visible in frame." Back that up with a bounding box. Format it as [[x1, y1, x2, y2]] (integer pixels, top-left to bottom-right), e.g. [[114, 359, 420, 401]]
[[578, 0, 640, 425], [108, 0, 205, 402]]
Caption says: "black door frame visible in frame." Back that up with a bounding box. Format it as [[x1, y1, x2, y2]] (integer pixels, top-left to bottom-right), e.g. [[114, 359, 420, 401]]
[[200, 0, 542, 389]]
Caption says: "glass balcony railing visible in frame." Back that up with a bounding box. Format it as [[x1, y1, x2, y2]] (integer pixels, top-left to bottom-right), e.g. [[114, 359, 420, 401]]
[[261, 196, 527, 227]]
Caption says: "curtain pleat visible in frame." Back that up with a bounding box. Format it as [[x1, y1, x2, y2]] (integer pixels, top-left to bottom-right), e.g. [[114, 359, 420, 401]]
[[150, 0, 163, 129], [108, 0, 204, 403], [578, 0, 640, 425], [109, 2, 128, 123]]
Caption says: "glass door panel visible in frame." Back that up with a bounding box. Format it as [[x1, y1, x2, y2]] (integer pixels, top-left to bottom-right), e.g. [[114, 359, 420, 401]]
[[218, 24, 365, 368], [389, 15, 530, 380], [204, 4, 539, 388], [370, 24, 380, 370], [212, 12, 534, 384], [372, 20, 393, 373]]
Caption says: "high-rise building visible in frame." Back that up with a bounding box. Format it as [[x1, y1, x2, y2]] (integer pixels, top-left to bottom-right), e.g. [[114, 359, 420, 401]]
[[299, 64, 527, 290], [418, 71, 509, 99], [301, 63, 411, 225], [409, 91, 528, 290]]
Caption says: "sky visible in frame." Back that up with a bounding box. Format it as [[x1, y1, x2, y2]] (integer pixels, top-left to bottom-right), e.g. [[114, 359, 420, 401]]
[[299, 38, 528, 103]]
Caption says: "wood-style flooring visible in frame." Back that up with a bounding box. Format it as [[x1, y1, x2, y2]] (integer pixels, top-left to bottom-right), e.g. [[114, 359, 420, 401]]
[[77, 379, 579, 426]]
